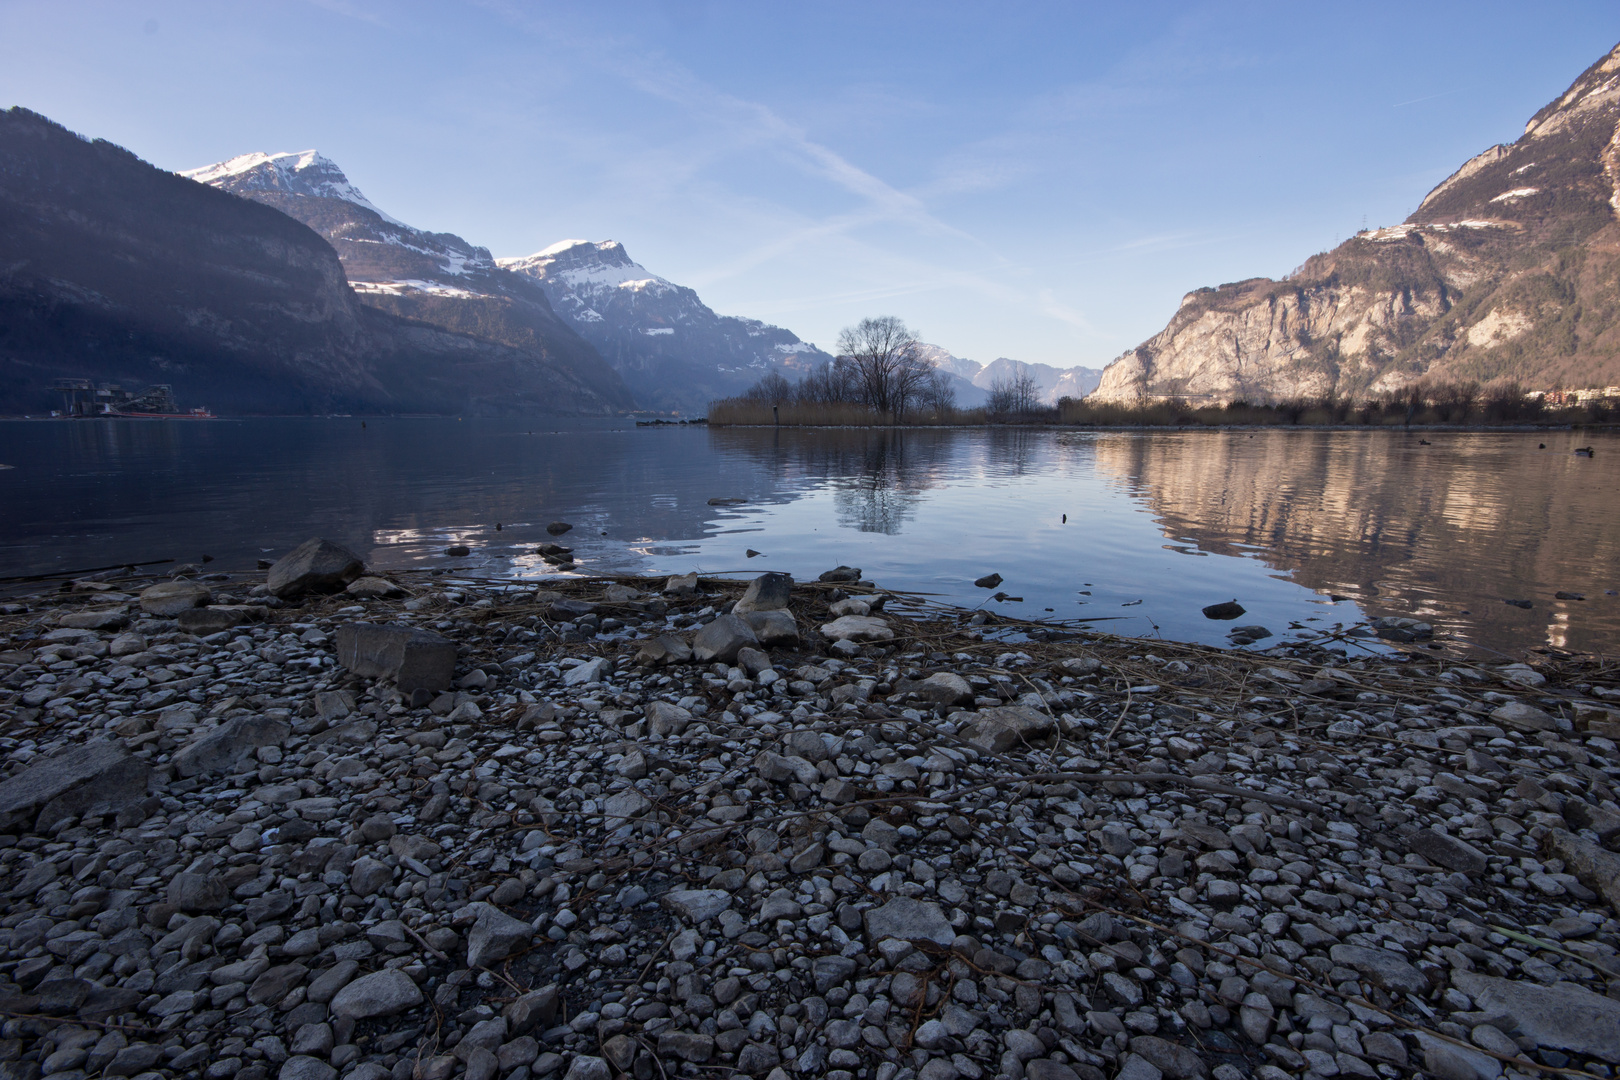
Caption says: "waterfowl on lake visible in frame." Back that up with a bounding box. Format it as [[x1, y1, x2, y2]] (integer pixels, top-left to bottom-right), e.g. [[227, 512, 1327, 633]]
[[1575, 446, 1595, 457], [1418, 439, 1431, 445]]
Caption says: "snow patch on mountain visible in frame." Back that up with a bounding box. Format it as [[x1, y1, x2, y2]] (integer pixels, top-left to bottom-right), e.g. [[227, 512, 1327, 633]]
[[498, 241, 675, 295], [181, 150, 408, 227]]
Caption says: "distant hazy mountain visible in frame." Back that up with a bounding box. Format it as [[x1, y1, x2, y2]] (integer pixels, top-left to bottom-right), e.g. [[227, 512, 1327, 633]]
[[182, 151, 634, 412], [914, 344, 1102, 406], [0, 109, 631, 415], [1094, 39, 1620, 403], [499, 240, 836, 413]]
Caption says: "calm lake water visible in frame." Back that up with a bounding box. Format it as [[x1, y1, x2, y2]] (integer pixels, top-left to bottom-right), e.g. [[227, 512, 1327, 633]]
[[2, 418, 1616, 657]]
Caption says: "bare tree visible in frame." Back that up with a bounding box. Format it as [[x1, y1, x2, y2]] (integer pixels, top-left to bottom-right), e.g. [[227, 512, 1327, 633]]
[[918, 369, 957, 418], [835, 316, 931, 420], [743, 370, 794, 404], [987, 368, 1042, 418], [796, 359, 857, 405]]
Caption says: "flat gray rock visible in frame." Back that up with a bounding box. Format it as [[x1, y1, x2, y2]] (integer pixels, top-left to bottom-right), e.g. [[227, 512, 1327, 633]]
[[562, 657, 607, 686], [662, 889, 732, 924], [1489, 700, 1571, 734], [1414, 1032, 1502, 1080], [173, 715, 290, 779], [1407, 828, 1488, 875], [819, 614, 893, 643], [1548, 828, 1620, 912], [139, 580, 211, 615], [914, 672, 972, 705], [1452, 971, 1620, 1060], [862, 897, 954, 946], [465, 902, 534, 968], [57, 607, 129, 630], [280, 1056, 338, 1080], [335, 622, 456, 693], [1328, 944, 1428, 995], [329, 969, 423, 1020], [0, 739, 151, 832], [956, 704, 1055, 753]]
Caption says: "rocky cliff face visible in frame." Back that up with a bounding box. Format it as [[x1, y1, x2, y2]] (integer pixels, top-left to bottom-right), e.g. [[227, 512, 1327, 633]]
[[182, 151, 635, 413], [1092, 41, 1620, 403], [499, 240, 835, 413], [0, 113, 635, 415]]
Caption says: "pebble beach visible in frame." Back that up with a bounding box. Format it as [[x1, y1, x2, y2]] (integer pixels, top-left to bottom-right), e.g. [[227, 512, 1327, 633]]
[[1, 542, 1618, 1080]]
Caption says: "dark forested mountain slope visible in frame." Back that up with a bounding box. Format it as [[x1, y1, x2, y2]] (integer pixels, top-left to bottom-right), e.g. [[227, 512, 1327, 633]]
[[0, 112, 633, 415]]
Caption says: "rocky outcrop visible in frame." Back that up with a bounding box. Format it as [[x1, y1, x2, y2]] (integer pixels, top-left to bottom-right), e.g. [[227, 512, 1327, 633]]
[[1092, 41, 1620, 402]]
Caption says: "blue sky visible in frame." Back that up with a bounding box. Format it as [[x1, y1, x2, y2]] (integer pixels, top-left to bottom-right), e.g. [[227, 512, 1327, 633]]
[[3, 2, 1618, 369]]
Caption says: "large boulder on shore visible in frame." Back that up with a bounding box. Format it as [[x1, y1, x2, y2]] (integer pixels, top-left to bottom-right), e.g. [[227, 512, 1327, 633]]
[[733, 572, 793, 615], [692, 613, 759, 663], [268, 538, 364, 598], [335, 623, 456, 693], [140, 580, 211, 616], [0, 740, 151, 833], [954, 705, 1055, 753]]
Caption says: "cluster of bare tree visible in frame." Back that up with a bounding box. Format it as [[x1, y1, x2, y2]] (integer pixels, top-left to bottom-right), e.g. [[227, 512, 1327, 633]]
[[985, 370, 1045, 417], [738, 316, 957, 420]]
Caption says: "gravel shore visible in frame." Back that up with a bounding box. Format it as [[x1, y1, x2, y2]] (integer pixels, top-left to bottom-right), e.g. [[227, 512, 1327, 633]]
[[1, 553, 1618, 1080]]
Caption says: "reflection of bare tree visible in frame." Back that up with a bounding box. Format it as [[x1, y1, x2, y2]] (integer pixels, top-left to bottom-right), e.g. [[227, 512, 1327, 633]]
[[709, 427, 952, 535], [983, 427, 1043, 478]]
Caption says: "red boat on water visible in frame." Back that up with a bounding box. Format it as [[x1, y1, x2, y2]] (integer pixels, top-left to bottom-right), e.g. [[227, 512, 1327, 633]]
[[48, 379, 215, 418]]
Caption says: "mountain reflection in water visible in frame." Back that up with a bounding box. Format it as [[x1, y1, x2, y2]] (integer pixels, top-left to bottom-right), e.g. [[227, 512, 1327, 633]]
[[1085, 428, 1620, 656], [1, 418, 1614, 656]]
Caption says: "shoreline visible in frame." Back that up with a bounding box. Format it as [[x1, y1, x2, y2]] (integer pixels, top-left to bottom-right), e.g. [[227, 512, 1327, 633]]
[[1, 560, 1618, 1080], [706, 422, 1613, 433]]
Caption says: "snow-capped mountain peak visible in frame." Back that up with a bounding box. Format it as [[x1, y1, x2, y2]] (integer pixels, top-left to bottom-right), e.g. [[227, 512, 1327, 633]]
[[499, 237, 834, 411], [181, 150, 407, 227], [498, 240, 671, 293]]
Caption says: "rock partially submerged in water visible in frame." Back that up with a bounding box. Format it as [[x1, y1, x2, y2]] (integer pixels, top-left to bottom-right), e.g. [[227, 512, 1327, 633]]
[[1201, 600, 1244, 620]]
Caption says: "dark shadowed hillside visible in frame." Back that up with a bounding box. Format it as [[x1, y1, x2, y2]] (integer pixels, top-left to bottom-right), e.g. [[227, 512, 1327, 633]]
[[0, 112, 635, 415]]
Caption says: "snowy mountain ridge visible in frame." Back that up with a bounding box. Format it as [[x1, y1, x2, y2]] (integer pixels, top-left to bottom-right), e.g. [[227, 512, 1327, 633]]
[[498, 238, 834, 411], [915, 344, 1103, 405], [181, 150, 408, 228]]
